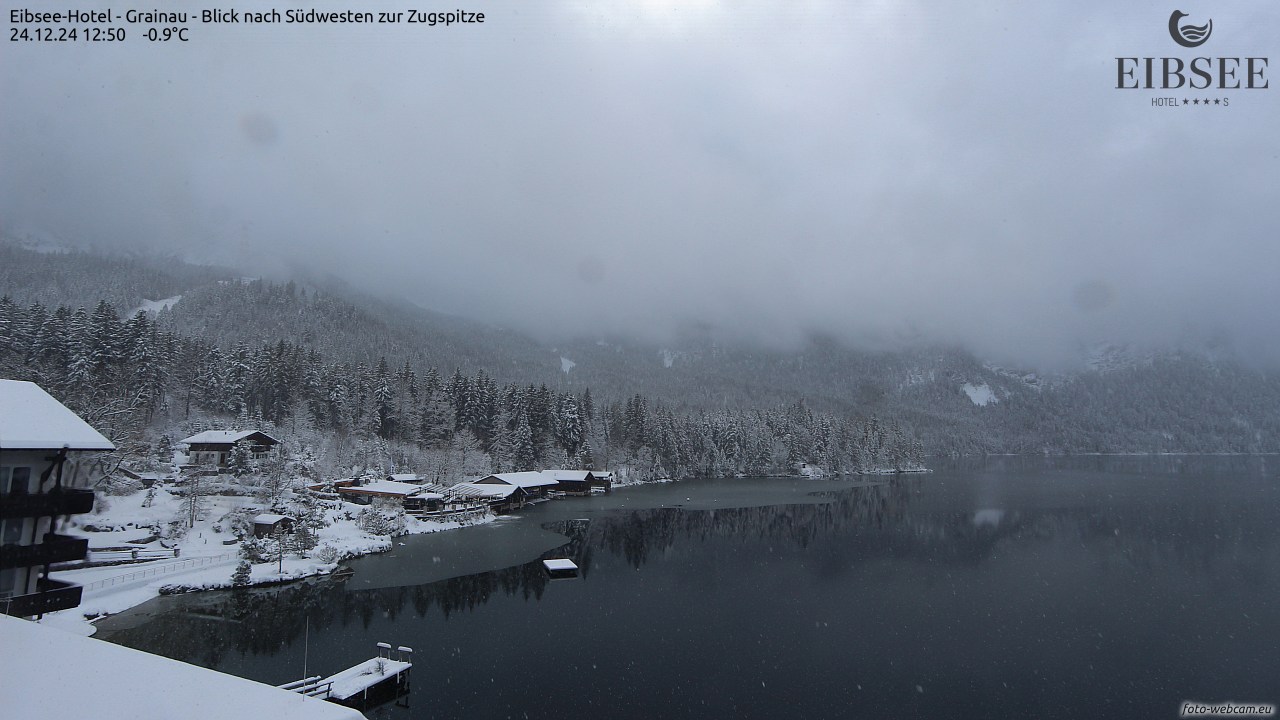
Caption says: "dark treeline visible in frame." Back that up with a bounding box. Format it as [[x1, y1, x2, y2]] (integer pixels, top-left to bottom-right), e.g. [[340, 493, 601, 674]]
[[0, 295, 923, 479]]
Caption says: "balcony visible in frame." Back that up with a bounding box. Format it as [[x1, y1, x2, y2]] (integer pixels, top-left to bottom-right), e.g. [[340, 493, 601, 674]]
[[0, 533, 90, 569], [0, 488, 95, 519], [0, 578, 83, 617]]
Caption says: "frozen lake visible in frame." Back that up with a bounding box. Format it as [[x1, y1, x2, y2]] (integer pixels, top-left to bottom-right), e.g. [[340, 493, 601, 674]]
[[96, 457, 1280, 719]]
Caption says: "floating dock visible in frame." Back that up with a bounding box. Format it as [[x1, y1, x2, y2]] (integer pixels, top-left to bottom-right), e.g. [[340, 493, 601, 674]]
[[542, 558, 579, 577]]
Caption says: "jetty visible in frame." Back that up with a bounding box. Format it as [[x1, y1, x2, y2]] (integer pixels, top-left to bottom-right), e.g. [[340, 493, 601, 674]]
[[280, 642, 412, 710]]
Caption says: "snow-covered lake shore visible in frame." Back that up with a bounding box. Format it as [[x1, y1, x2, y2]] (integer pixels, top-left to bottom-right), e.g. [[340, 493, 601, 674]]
[[41, 485, 493, 636]]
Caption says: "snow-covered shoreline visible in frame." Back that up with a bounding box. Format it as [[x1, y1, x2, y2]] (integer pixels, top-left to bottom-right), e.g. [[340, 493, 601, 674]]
[[41, 486, 494, 636]]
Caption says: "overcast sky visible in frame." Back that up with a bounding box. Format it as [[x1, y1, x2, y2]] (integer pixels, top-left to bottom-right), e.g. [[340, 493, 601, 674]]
[[2, 1, 1278, 367]]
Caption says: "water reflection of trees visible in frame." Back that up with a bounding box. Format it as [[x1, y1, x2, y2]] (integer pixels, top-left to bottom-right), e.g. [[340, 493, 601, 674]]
[[102, 483, 915, 662], [100, 474, 1275, 666]]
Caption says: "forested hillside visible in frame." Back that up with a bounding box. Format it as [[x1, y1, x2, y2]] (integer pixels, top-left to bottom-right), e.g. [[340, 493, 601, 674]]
[[0, 292, 923, 482], [2, 241, 1278, 462]]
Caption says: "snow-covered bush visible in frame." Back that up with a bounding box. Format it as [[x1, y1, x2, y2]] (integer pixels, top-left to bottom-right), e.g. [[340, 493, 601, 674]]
[[162, 519, 187, 543], [223, 509, 257, 540], [356, 499, 406, 536], [239, 536, 266, 563], [104, 475, 144, 496], [314, 544, 340, 564]]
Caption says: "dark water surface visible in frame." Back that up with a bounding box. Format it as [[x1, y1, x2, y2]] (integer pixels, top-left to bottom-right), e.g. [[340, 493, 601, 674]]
[[96, 457, 1280, 719]]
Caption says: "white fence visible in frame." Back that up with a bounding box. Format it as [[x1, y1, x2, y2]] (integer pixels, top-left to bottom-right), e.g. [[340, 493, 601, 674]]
[[87, 548, 179, 563], [83, 553, 235, 592]]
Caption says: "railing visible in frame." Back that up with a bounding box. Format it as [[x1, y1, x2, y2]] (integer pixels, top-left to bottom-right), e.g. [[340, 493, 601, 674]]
[[0, 534, 90, 569], [407, 506, 489, 523], [0, 578, 83, 617], [279, 677, 333, 699], [0, 488, 95, 519], [82, 553, 234, 592]]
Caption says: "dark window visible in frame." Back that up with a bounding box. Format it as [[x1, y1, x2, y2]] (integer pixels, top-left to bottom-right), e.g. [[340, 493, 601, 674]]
[[1, 467, 31, 495]]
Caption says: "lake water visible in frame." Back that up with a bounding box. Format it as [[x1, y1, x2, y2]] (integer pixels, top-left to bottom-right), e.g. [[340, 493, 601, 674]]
[[95, 457, 1280, 719]]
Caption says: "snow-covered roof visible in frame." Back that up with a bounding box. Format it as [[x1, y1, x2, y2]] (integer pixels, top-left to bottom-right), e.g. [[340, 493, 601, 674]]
[[542, 470, 592, 482], [451, 482, 520, 499], [387, 473, 422, 483], [180, 429, 278, 445], [542, 558, 578, 572], [339, 480, 424, 497], [481, 471, 558, 488], [0, 614, 362, 720], [0, 380, 115, 451], [254, 513, 291, 524]]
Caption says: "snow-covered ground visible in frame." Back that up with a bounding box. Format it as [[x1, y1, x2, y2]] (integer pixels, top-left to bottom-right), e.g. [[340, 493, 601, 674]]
[[130, 294, 182, 315], [962, 382, 998, 406], [44, 484, 493, 635], [3, 614, 363, 720]]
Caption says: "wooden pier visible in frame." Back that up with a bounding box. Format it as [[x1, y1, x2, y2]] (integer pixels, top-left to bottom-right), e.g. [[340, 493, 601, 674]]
[[279, 642, 412, 710]]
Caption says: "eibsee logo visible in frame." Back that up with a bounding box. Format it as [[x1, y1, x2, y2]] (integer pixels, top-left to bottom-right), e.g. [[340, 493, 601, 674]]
[[1116, 9, 1268, 107], [1168, 10, 1211, 48]]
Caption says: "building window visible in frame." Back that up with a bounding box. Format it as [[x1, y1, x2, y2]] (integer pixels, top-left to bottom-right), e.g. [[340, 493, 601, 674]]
[[1, 466, 31, 495], [0, 567, 23, 599]]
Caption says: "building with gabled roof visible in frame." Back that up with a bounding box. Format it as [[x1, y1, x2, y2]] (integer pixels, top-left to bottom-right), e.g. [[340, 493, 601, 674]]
[[337, 480, 443, 512], [474, 471, 559, 499], [449, 482, 526, 513], [1, 379, 113, 618], [180, 430, 280, 468]]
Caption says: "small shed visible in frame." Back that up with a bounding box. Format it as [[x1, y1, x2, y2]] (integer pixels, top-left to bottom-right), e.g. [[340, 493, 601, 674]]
[[253, 513, 295, 538]]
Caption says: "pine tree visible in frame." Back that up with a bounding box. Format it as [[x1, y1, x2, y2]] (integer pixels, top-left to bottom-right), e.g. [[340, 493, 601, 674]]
[[512, 414, 536, 471], [293, 523, 317, 556], [231, 560, 252, 586], [227, 440, 254, 477], [555, 393, 583, 457], [578, 439, 595, 470]]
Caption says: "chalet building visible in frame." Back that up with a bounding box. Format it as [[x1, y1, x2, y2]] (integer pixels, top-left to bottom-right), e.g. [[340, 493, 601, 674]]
[[449, 482, 527, 514], [1, 379, 114, 618], [180, 430, 280, 468], [413, 482, 489, 516], [338, 480, 444, 513], [589, 470, 614, 492], [474, 471, 559, 500], [540, 469, 614, 495], [543, 470, 593, 495], [252, 513, 295, 539]]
